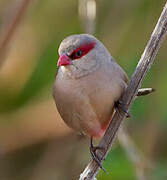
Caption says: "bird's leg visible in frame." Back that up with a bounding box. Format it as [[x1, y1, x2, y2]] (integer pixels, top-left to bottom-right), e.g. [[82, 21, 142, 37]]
[[115, 88, 155, 117], [90, 137, 106, 172], [115, 100, 131, 118]]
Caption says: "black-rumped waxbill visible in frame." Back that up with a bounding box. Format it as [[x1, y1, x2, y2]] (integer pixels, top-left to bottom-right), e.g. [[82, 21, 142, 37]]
[[53, 34, 128, 169]]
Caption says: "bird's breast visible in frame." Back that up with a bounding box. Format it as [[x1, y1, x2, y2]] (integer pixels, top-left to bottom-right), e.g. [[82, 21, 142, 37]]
[[53, 64, 126, 138]]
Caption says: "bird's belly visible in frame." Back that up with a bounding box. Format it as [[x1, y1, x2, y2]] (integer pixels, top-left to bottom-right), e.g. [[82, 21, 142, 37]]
[[84, 86, 116, 137], [54, 81, 117, 138]]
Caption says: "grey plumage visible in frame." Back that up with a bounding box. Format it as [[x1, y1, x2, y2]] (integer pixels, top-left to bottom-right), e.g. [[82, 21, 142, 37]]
[[53, 34, 128, 138]]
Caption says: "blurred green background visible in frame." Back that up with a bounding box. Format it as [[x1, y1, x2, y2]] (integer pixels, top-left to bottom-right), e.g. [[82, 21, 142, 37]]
[[0, 0, 167, 179]]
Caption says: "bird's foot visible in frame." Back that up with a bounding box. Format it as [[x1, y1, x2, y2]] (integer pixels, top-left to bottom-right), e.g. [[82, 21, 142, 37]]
[[90, 137, 106, 172], [115, 100, 131, 118]]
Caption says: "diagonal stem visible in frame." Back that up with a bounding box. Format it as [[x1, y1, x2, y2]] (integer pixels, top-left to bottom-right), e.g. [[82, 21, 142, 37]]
[[0, 0, 33, 67]]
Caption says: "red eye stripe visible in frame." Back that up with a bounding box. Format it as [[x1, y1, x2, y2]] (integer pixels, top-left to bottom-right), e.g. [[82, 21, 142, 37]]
[[69, 42, 96, 60]]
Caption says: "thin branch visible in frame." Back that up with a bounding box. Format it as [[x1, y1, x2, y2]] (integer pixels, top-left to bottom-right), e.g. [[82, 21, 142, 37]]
[[0, 0, 32, 67], [80, 1, 167, 179], [78, 0, 96, 34], [137, 88, 155, 96]]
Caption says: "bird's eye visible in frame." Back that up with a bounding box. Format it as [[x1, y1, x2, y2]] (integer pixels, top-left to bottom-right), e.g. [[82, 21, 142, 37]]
[[76, 50, 82, 57]]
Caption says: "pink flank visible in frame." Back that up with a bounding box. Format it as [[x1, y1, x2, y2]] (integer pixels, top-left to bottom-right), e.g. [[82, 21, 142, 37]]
[[86, 123, 109, 139]]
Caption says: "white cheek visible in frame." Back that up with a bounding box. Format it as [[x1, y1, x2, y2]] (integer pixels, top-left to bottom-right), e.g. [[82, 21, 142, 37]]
[[61, 66, 68, 73]]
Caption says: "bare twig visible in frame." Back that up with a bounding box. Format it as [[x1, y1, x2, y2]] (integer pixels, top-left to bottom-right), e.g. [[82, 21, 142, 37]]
[[0, 0, 32, 67], [78, 0, 96, 34], [80, 2, 167, 179], [137, 88, 155, 96]]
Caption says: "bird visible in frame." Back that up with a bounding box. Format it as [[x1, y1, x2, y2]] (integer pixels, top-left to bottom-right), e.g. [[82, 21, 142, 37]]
[[53, 34, 128, 168]]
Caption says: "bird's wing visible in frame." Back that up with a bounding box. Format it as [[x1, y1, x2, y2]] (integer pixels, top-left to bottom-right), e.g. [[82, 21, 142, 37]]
[[110, 57, 129, 84]]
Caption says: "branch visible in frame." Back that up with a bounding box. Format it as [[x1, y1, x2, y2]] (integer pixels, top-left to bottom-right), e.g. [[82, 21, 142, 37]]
[[80, 1, 167, 179], [137, 88, 155, 96], [78, 0, 96, 34], [0, 0, 32, 67]]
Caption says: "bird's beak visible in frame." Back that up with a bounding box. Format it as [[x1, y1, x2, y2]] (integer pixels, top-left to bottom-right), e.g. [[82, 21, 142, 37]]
[[57, 54, 72, 66]]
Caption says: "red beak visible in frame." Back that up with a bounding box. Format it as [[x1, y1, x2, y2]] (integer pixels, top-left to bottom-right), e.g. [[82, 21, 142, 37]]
[[57, 54, 71, 66]]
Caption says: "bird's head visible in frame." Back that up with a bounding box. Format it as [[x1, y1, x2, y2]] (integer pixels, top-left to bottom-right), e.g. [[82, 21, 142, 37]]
[[57, 34, 111, 78]]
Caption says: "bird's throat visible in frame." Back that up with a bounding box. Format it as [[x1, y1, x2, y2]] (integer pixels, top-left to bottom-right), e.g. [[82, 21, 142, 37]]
[[61, 66, 69, 74], [60, 62, 101, 79]]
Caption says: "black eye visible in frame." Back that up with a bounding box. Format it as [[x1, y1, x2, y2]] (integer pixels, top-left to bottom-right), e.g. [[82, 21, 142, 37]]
[[76, 50, 82, 57]]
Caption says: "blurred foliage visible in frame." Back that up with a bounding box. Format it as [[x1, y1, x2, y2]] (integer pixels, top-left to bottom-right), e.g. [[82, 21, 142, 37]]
[[98, 146, 136, 180], [0, 0, 167, 180]]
